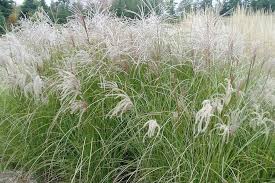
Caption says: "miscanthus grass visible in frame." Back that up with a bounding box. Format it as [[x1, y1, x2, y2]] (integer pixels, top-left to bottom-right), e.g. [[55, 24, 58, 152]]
[[0, 7, 274, 183]]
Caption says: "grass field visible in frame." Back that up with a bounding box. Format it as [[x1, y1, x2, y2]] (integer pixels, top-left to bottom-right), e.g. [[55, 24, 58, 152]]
[[0, 8, 274, 182]]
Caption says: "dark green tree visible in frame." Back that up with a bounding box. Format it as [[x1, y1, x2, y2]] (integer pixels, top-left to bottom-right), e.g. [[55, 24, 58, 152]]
[[166, 0, 176, 15], [49, 0, 71, 24], [198, 0, 212, 10], [39, 0, 48, 11], [219, 0, 274, 14], [220, 0, 240, 15], [0, 0, 14, 18], [242, 0, 251, 7], [20, 0, 39, 18], [112, 0, 163, 19], [0, 10, 5, 33], [177, 0, 193, 14], [251, 0, 275, 11], [0, 0, 15, 34]]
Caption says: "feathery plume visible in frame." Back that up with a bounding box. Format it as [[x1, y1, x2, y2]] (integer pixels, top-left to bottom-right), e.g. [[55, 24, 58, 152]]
[[99, 80, 118, 90], [224, 78, 234, 106], [33, 75, 44, 100], [54, 69, 82, 108], [22, 75, 45, 102], [194, 100, 214, 136], [211, 98, 224, 114], [143, 119, 161, 142], [70, 100, 88, 114], [214, 123, 230, 144], [106, 93, 133, 118], [100, 80, 133, 118], [250, 106, 275, 137]]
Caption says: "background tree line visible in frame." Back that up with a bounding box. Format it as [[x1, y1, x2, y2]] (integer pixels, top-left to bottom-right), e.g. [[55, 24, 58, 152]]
[[0, 0, 74, 33], [177, 0, 275, 15], [1, 0, 275, 34]]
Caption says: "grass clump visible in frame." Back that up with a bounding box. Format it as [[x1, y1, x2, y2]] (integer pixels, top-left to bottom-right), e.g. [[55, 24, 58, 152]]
[[0, 8, 274, 183]]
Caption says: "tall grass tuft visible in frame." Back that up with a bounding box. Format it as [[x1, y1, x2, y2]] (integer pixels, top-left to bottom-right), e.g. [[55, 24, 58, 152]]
[[0, 8, 274, 182]]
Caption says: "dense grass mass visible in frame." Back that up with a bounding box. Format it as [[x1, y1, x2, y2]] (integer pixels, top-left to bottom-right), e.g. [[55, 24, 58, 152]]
[[0, 8, 274, 183]]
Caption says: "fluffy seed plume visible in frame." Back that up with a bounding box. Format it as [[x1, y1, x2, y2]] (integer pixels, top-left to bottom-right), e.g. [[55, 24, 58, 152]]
[[106, 93, 133, 118], [33, 75, 44, 99], [224, 78, 234, 106], [250, 106, 275, 137], [143, 119, 161, 142], [227, 108, 244, 134], [214, 123, 230, 144], [99, 80, 118, 90], [70, 100, 88, 114], [23, 75, 45, 102], [55, 69, 82, 105], [100, 80, 133, 118], [194, 100, 214, 136], [211, 98, 224, 114]]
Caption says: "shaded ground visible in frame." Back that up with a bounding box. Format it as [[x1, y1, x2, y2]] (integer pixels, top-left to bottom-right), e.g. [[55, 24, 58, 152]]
[[0, 172, 36, 183]]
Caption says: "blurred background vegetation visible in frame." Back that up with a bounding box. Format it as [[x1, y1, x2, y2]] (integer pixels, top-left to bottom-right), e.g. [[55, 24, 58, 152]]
[[0, 0, 275, 34]]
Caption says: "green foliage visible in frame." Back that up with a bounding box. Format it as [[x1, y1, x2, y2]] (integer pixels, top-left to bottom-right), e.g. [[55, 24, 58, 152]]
[[251, 0, 275, 11], [20, 0, 39, 18], [112, 0, 163, 18], [39, 0, 48, 11], [0, 0, 16, 34], [0, 61, 274, 182], [219, 0, 275, 15], [0, 0, 14, 18], [0, 10, 5, 33], [177, 0, 193, 14], [166, 0, 176, 15], [198, 0, 213, 9], [49, 0, 72, 24], [220, 0, 240, 15], [177, 0, 275, 15]]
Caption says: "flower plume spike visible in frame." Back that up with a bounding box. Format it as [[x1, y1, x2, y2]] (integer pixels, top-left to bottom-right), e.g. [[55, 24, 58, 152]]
[[100, 80, 133, 118], [52, 68, 87, 117], [143, 119, 161, 143], [194, 100, 214, 136], [224, 78, 234, 106], [55, 69, 82, 105], [33, 75, 44, 100], [250, 106, 275, 138], [106, 93, 133, 118], [70, 100, 88, 115], [211, 97, 224, 114], [214, 123, 231, 144], [22, 75, 46, 102], [99, 80, 118, 91]]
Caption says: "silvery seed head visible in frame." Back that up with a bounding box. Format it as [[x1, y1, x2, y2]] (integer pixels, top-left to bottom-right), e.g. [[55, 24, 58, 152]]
[[143, 119, 161, 142], [194, 100, 214, 136]]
